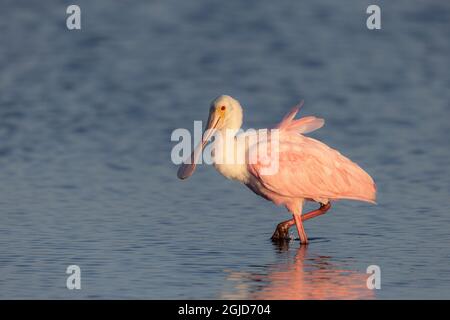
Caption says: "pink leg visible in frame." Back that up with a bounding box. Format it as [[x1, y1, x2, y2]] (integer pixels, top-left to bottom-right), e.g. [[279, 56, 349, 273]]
[[302, 202, 331, 221], [293, 214, 308, 244], [271, 203, 331, 241]]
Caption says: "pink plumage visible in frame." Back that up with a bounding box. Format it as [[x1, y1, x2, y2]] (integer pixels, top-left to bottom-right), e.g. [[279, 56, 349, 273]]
[[248, 108, 376, 204], [245, 103, 376, 243]]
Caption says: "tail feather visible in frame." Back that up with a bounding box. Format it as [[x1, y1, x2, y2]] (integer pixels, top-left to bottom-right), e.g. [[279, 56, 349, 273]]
[[276, 101, 324, 134], [286, 116, 325, 134]]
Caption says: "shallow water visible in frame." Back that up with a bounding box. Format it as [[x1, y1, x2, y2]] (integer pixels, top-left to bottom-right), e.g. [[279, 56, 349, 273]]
[[0, 0, 449, 299]]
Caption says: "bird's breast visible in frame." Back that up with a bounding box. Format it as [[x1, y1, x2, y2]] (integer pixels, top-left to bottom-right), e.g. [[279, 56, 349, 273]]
[[213, 162, 250, 183], [211, 132, 251, 183]]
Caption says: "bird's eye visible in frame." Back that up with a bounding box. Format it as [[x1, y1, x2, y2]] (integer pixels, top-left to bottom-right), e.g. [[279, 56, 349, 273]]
[[221, 106, 226, 111]]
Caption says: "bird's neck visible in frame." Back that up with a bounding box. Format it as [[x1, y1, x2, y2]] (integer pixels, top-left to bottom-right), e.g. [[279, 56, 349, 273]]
[[212, 128, 249, 183]]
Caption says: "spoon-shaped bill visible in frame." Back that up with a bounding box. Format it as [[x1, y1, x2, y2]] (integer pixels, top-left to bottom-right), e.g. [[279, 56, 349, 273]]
[[177, 143, 202, 179], [177, 113, 221, 180]]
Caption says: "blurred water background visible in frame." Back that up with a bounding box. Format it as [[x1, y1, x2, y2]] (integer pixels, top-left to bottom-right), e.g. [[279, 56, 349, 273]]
[[0, 0, 449, 299]]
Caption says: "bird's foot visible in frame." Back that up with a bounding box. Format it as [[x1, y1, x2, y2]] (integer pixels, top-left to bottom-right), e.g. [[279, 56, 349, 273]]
[[271, 221, 292, 241]]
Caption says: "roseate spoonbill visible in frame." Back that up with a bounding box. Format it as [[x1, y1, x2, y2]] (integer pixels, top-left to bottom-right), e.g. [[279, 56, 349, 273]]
[[177, 95, 376, 244]]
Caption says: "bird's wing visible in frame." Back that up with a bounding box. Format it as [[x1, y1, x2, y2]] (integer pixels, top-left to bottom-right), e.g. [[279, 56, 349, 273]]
[[247, 133, 376, 203], [275, 101, 325, 134]]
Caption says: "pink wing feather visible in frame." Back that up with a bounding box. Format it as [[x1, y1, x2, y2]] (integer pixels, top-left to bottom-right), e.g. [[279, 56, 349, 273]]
[[248, 105, 376, 204]]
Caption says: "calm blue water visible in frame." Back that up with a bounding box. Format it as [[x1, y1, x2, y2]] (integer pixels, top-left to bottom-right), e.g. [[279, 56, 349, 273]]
[[0, 0, 449, 299]]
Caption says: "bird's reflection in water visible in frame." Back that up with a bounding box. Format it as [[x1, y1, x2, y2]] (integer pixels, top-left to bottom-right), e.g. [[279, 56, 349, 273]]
[[221, 242, 374, 300]]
